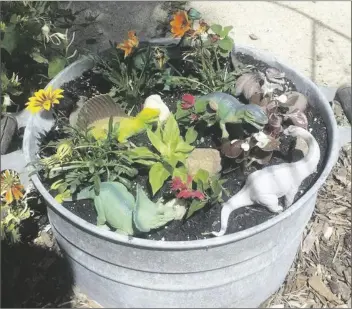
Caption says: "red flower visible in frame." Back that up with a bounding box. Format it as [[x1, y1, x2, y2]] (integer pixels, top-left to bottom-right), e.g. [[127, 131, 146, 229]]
[[170, 175, 205, 200], [181, 94, 196, 109]]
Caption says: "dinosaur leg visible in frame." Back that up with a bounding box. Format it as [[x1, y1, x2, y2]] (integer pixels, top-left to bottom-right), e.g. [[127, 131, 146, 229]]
[[211, 203, 233, 237], [256, 194, 283, 213], [284, 187, 298, 207], [219, 121, 229, 139]]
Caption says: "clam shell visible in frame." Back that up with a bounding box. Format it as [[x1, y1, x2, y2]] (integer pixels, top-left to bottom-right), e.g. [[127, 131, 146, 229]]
[[74, 94, 127, 129]]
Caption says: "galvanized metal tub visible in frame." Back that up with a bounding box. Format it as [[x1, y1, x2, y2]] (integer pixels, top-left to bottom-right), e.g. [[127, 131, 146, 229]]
[[23, 44, 346, 308]]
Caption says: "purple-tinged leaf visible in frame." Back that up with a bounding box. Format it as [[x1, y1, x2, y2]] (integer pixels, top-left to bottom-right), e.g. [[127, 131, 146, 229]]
[[284, 109, 308, 129], [221, 139, 245, 158], [265, 113, 283, 137], [279, 91, 308, 113], [235, 72, 263, 100]]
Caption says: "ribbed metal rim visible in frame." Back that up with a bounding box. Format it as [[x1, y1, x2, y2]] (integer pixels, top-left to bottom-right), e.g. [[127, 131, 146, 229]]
[[23, 44, 339, 250]]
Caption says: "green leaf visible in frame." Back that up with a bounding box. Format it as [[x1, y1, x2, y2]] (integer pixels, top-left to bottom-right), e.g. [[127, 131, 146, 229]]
[[1, 24, 18, 54], [127, 147, 159, 160], [172, 167, 188, 182], [210, 24, 223, 36], [218, 36, 234, 52], [175, 107, 191, 120], [188, 8, 202, 20], [30, 52, 48, 64], [221, 26, 233, 37], [147, 129, 167, 155], [194, 99, 208, 113], [175, 140, 194, 153], [162, 115, 180, 151], [187, 200, 207, 219], [134, 159, 156, 166], [149, 162, 170, 195], [48, 56, 66, 79], [185, 127, 198, 144], [194, 169, 210, 186]]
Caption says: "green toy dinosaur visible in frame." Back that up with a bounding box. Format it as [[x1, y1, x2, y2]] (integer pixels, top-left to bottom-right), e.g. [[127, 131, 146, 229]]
[[199, 92, 268, 139]]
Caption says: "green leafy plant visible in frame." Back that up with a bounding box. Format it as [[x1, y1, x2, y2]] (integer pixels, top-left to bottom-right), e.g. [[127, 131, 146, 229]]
[[126, 115, 196, 195], [0, 1, 80, 110], [92, 43, 167, 111], [36, 118, 138, 200]]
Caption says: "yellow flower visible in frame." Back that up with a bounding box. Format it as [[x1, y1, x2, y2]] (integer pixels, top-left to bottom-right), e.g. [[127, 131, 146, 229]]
[[56, 140, 73, 161], [117, 30, 139, 58], [25, 86, 64, 113], [0, 170, 24, 204], [170, 11, 191, 38]]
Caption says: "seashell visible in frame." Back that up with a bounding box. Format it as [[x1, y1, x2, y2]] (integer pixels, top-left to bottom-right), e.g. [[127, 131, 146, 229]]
[[143, 94, 170, 122], [74, 94, 127, 129], [235, 72, 263, 100]]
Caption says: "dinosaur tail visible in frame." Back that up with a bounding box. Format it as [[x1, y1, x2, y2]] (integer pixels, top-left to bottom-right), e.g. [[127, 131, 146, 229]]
[[211, 189, 251, 237]]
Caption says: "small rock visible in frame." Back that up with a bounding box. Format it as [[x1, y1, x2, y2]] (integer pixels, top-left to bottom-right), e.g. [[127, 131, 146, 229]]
[[328, 38, 334, 43], [249, 33, 259, 40], [186, 148, 222, 177], [316, 54, 323, 61]]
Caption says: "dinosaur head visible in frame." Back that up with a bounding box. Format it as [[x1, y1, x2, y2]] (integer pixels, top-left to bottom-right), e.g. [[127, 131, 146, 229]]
[[242, 104, 268, 129]]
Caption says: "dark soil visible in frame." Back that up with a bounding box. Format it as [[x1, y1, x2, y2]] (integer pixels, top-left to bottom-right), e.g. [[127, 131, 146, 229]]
[[37, 52, 328, 241]]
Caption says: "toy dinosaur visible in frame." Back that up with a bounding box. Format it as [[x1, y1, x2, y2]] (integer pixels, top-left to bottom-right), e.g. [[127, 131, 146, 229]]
[[211, 125, 320, 236], [199, 92, 268, 139]]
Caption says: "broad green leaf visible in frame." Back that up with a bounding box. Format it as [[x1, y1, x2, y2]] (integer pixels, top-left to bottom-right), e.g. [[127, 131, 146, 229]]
[[31, 52, 48, 64], [194, 169, 210, 187], [188, 8, 202, 20], [175, 107, 191, 120], [134, 159, 156, 166], [186, 200, 207, 219], [147, 129, 167, 155], [55, 190, 71, 203], [93, 175, 101, 195], [172, 167, 188, 182], [185, 127, 198, 144], [149, 162, 170, 195], [0, 72, 9, 91], [1, 24, 18, 54], [9, 14, 18, 24], [221, 26, 233, 37], [162, 115, 180, 151], [218, 36, 234, 52], [210, 24, 222, 36], [48, 56, 66, 79], [127, 147, 159, 160], [194, 99, 208, 113], [175, 140, 194, 153]]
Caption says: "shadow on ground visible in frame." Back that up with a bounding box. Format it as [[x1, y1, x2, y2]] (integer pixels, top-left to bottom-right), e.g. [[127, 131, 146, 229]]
[[1, 240, 74, 308]]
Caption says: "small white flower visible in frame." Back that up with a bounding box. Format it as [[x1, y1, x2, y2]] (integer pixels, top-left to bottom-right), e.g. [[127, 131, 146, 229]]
[[41, 24, 50, 43], [241, 141, 250, 151], [253, 131, 270, 148]]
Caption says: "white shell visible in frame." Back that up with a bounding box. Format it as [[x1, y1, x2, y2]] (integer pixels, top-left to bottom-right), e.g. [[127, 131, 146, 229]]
[[143, 94, 171, 122]]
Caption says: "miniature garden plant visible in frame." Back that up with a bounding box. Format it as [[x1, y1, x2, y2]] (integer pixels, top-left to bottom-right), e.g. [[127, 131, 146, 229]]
[[1, 170, 32, 244], [0, 1, 82, 111]]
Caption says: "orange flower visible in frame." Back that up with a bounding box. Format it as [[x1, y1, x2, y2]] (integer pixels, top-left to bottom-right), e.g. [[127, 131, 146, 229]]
[[170, 11, 191, 38], [117, 30, 139, 58], [0, 170, 24, 204]]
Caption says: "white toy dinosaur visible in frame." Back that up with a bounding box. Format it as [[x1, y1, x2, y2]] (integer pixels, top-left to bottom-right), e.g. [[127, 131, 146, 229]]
[[212, 125, 321, 237]]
